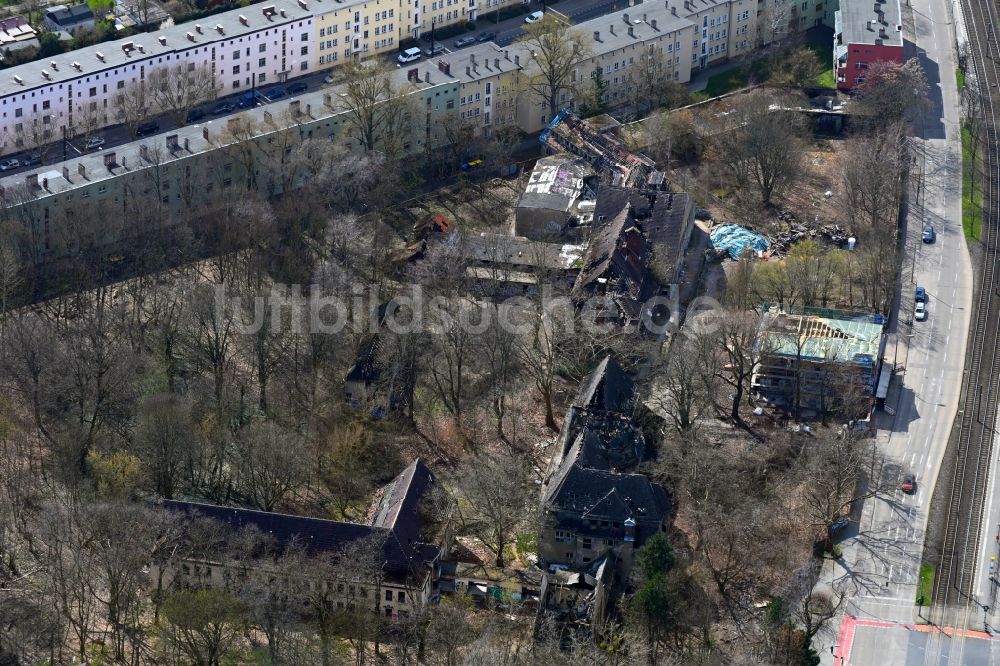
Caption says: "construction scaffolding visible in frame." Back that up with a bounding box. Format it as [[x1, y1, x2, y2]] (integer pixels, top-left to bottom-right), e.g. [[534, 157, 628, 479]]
[[541, 110, 658, 188]]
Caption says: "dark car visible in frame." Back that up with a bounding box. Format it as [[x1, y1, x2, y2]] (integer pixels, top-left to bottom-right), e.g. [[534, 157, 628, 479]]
[[21, 152, 41, 166], [829, 516, 850, 535], [454, 35, 477, 48], [238, 91, 258, 108], [211, 102, 235, 115], [477, 31, 497, 42], [922, 223, 935, 243], [901, 473, 916, 494], [186, 108, 206, 123], [266, 87, 286, 99], [423, 42, 447, 57], [915, 286, 927, 303], [288, 81, 308, 94], [136, 122, 160, 136]]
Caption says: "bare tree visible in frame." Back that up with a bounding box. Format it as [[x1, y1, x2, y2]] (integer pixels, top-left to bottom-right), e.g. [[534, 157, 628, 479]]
[[455, 449, 533, 567], [235, 420, 310, 512], [627, 47, 686, 118], [517, 15, 592, 121], [149, 64, 220, 128], [840, 121, 908, 229], [338, 61, 416, 154], [113, 80, 152, 138], [712, 91, 805, 205]]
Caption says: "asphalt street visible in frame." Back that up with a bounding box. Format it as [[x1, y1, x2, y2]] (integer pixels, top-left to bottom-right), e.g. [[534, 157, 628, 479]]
[[813, 0, 975, 660]]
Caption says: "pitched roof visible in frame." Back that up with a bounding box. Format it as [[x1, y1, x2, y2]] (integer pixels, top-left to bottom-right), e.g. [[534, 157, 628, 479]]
[[545, 465, 669, 525], [162, 459, 439, 579], [574, 356, 634, 414], [46, 4, 94, 24]]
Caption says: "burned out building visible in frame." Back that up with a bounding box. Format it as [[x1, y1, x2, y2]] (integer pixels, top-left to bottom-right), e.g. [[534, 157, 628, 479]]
[[539, 357, 671, 572], [572, 186, 695, 328], [515, 156, 597, 240]]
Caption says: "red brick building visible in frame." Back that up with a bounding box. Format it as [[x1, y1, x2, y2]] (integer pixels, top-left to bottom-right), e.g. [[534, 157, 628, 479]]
[[834, 0, 904, 90]]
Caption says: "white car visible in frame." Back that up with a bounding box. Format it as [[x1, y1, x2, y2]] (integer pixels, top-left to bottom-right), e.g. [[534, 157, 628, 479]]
[[397, 47, 422, 64], [524, 10, 544, 23], [86, 137, 105, 150], [914, 302, 927, 321], [324, 74, 334, 84], [0, 158, 20, 171]]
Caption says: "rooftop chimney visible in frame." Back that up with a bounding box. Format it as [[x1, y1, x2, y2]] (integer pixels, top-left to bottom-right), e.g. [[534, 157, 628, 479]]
[[514, 54, 519, 65], [239, 14, 248, 25], [262, 5, 276, 15], [187, 31, 195, 41], [297, 0, 307, 8], [594, 29, 601, 41], [671, 6, 677, 15], [50, 60, 58, 70], [72, 61, 81, 70], [466, 66, 471, 76], [12, 74, 22, 85], [195, 23, 202, 33], [628, 26, 634, 37], [95, 51, 105, 61], [215, 24, 224, 34], [651, 18, 658, 29], [494, 58, 500, 68], [623, 12, 630, 22], [158, 35, 166, 45], [610, 23, 615, 34], [41, 69, 50, 79]]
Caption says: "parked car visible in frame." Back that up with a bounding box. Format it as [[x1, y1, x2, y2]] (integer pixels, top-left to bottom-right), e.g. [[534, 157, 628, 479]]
[[398, 46, 422, 63], [915, 286, 927, 303], [211, 102, 235, 115], [914, 301, 927, 321], [423, 42, 447, 56], [524, 10, 544, 23], [324, 73, 335, 84], [454, 35, 477, 48], [136, 121, 160, 136], [288, 81, 308, 94], [0, 158, 20, 171], [461, 158, 483, 172], [477, 31, 497, 42], [266, 87, 286, 99], [922, 223, 935, 243], [901, 473, 916, 494], [238, 91, 258, 108], [85, 137, 105, 150], [186, 108, 206, 122], [21, 152, 40, 166]]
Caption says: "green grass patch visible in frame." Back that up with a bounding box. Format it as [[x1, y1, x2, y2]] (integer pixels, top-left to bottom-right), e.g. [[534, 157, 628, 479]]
[[814, 68, 836, 88], [957, 67, 966, 93], [704, 67, 752, 97], [962, 125, 983, 240], [916, 563, 934, 605]]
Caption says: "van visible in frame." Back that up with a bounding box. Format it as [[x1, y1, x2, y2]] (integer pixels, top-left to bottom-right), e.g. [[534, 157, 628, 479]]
[[398, 47, 422, 63]]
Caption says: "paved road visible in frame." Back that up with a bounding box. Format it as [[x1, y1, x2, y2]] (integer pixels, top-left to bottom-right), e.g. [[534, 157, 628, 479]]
[[812, 0, 971, 660]]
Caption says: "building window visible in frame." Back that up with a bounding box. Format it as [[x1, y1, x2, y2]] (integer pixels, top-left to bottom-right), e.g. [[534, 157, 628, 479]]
[[233, 49, 240, 59], [301, 32, 308, 40], [397, 591, 405, 602], [259, 57, 266, 67], [259, 43, 267, 53], [233, 65, 241, 74], [89, 87, 97, 97], [582, 537, 592, 549], [258, 73, 266, 83], [301, 46, 308, 55], [300, 62, 308, 71]]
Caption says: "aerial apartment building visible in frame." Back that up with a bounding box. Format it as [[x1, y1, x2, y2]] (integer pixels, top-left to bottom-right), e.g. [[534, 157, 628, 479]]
[[833, 0, 903, 90], [0, 0, 314, 157]]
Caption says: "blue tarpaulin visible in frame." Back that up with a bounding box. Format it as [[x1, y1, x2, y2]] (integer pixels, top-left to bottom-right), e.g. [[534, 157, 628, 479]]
[[709, 224, 769, 259]]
